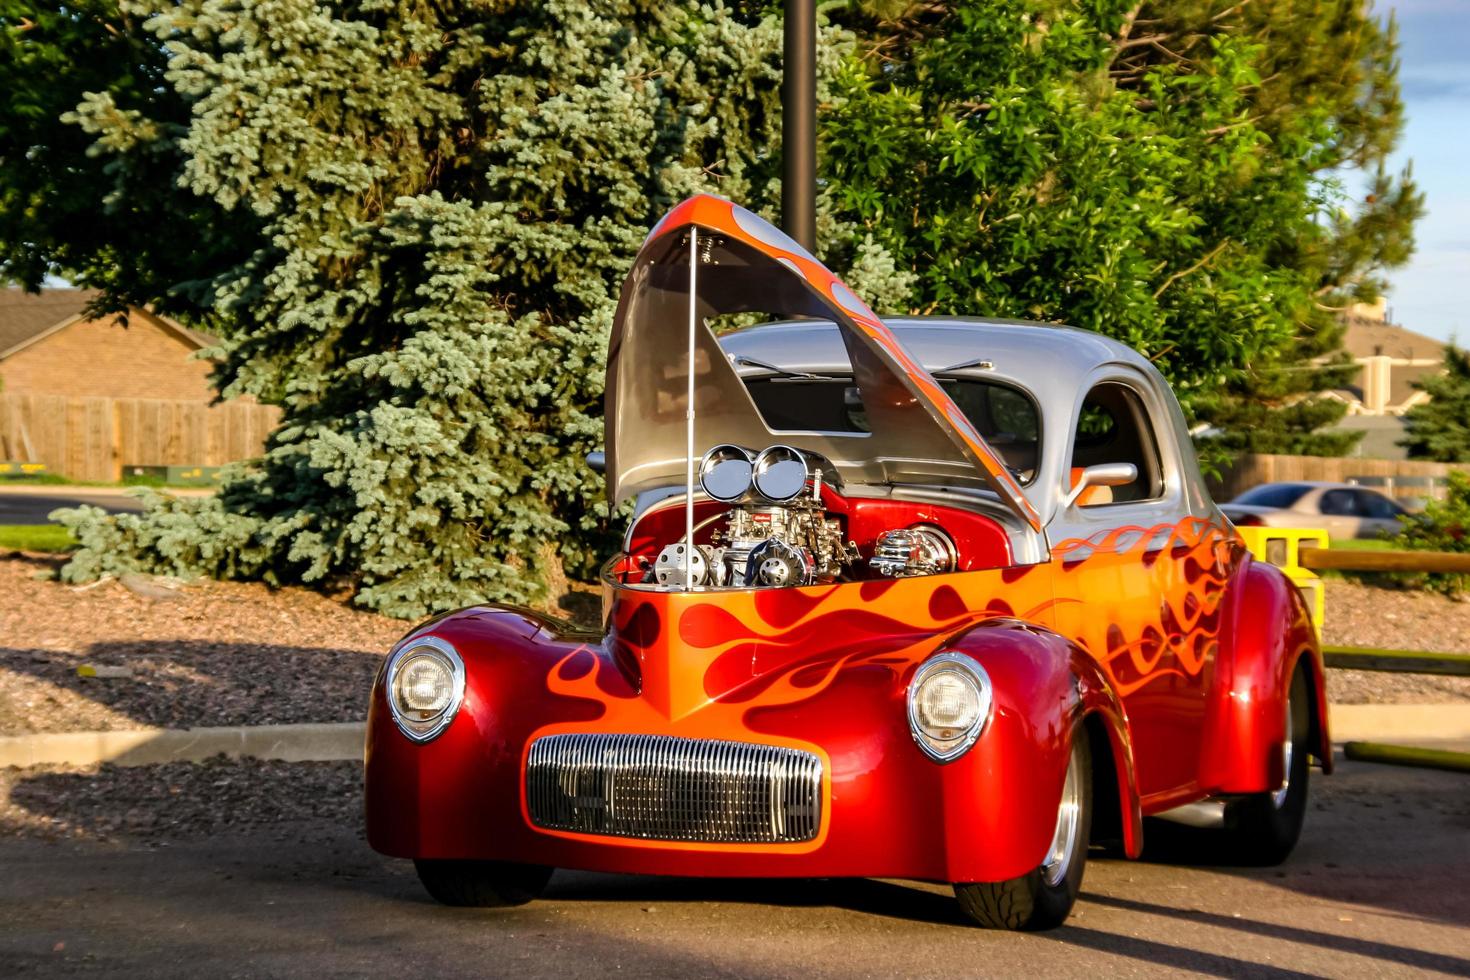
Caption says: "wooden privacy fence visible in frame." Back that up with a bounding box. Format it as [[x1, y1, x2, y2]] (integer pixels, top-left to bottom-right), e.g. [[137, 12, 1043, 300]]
[[1212, 453, 1470, 503], [1210, 453, 1470, 503], [0, 393, 280, 483]]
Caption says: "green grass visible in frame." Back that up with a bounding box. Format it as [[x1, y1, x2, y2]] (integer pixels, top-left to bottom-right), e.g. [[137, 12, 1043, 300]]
[[0, 524, 77, 552], [0, 474, 210, 489], [1328, 538, 1398, 551], [0, 473, 75, 486]]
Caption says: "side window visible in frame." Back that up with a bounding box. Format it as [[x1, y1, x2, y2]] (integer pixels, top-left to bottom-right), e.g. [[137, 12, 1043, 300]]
[[1357, 491, 1401, 520], [1318, 489, 1357, 517], [1069, 382, 1164, 506]]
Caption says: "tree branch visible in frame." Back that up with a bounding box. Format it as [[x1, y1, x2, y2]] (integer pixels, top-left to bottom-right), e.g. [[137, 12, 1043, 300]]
[[1153, 241, 1229, 299]]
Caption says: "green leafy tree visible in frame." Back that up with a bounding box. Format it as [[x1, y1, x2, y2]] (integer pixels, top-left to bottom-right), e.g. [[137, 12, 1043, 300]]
[[40, 0, 908, 617], [1391, 471, 1470, 597], [0, 0, 251, 313], [822, 0, 1420, 456], [1401, 347, 1470, 463]]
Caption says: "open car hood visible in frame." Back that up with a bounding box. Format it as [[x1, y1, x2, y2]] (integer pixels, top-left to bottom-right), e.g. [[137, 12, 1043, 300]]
[[605, 195, 1041, 531]]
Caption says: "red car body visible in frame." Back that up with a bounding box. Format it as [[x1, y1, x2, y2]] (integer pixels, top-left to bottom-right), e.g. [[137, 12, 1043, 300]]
[[365, 195, 1330, 926]]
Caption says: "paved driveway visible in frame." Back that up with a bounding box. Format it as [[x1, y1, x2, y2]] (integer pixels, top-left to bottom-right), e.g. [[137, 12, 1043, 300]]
[[1, 757, 1466, 978], [0, 489, 145, 525]]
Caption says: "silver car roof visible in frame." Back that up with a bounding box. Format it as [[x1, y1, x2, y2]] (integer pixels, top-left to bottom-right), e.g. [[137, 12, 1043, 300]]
[[719, 317, 1158, 389], [720, 317, 1218, 531]]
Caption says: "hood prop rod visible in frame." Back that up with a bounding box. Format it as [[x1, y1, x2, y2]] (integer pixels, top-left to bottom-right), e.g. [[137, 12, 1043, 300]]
[[685, 227, 698, 590]]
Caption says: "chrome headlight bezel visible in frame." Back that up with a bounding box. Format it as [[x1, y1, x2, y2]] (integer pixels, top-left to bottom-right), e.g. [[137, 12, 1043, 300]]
[[385, 635, 466, 743], [907, 651, 993, 763]]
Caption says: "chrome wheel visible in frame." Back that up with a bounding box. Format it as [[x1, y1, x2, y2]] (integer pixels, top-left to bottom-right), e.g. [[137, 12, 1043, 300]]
[[1272, 691, 1295, 809], [1041, 743, 1083, 887]]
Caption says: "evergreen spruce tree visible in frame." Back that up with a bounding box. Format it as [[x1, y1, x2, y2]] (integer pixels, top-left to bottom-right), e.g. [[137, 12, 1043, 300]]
[[1401, 347, 1470, 463], [43, 0, 906, 616], [12, 0, 1424, 615]]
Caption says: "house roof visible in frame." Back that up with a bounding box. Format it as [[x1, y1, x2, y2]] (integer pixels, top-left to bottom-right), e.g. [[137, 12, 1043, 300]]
[[1342, 317, 1446, 362], [1390, 363, 1441, 408], [0, 288, 217, 360], [0, 288, 102, 358]]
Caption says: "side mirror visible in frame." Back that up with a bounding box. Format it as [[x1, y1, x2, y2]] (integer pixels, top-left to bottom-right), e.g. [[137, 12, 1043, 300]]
[[1063, 462, 1137, 508], [585, 451, 606, 475]]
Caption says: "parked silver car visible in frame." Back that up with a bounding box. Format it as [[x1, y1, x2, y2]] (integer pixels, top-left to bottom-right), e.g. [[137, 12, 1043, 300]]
[[1220, 482, 1409, 539]]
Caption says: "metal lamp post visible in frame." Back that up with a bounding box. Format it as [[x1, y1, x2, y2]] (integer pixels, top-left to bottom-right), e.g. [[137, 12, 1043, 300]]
[[782, 0, 817, 252]]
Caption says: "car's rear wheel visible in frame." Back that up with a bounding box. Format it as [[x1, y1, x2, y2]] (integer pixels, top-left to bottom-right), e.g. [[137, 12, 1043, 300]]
[[413, 859, 553, 907], [1223, 664, 1311, 865], [954, 731, 1092, 930]]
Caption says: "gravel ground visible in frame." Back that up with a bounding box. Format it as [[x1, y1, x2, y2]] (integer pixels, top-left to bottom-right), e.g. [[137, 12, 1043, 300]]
[[1321, 580, 1470, 704], [0, 756, 359, 843], [3, 552, 1468, 740], [0, 553, 406, 736]]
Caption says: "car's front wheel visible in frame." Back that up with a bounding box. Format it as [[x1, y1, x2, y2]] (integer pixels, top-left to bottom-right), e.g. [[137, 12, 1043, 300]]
[[954, 731, 1092, 930], [413, 859, 554, 907]]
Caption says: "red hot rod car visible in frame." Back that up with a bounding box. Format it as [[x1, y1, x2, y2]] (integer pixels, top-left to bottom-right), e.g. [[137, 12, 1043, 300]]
[[365, 195, 1331, 930]]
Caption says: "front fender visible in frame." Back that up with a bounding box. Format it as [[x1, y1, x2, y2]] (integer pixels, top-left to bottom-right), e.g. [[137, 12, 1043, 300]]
[[941, 619, 1143, 879], [1200, 556, 1332, 796], [365, 605, 602, 857]]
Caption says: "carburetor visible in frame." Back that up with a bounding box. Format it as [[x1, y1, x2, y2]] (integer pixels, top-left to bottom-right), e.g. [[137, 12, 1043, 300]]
[[650, 444, 858, 589]]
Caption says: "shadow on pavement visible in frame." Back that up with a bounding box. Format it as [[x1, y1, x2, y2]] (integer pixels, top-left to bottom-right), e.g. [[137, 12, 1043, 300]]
[[542, 872, 970, 926], [1083, 892, 1470, 975], [1, 639, 381, 731]]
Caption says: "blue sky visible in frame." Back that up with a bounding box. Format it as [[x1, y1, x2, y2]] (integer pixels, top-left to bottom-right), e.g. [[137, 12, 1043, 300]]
[[1380, 0, 1470, 343]]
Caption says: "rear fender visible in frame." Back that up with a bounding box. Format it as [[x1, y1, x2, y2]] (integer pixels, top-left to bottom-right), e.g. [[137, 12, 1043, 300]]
[[1201, 556, 1332, 796]]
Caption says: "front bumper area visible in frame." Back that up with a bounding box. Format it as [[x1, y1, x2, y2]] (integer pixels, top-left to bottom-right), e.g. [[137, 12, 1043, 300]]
[[364, 612, 1076, 884]]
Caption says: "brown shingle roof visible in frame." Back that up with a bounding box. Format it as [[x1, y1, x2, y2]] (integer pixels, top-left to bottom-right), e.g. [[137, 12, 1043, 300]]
[[1392, 362, 1441, 408], [0, 288, 218, 359], [0, 288, 103, 358], [1342, 318, 1446, 362]]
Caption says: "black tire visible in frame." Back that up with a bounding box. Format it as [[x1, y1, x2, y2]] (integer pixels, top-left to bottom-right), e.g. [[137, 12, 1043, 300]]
[[954, 732, 1092, 931], [1223, 665, 1311, 866], [413, 859, 554, 907]]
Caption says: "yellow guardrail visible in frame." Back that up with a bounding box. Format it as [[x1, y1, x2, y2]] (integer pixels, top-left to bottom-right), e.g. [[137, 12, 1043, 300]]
[[1235, 527, 1328, 632]]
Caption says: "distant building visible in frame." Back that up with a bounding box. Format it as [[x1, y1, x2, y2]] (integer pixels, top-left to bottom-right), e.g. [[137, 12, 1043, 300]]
[[0, 288, 219, 401], [1326, 299, 1448, 459]]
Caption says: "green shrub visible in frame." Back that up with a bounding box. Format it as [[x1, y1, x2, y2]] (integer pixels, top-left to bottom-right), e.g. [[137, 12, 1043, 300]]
[[1391, 472, 1470, 597]]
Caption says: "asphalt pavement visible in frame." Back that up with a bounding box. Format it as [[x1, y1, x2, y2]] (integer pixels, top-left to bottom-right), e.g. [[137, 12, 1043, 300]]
[[1, 756, 1467, 978], [0, 488, 145, 525]]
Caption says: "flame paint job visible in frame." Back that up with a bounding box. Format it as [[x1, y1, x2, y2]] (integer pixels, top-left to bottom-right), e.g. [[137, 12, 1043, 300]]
[[365, 195, 1331, 885], [366, 500, 1328, 881]]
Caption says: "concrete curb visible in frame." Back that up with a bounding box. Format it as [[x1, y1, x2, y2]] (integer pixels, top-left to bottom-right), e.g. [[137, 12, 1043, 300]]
[[1329, 704, 1470, 742], [1, 706, 1465, 769], [0, 722, 363, 769]]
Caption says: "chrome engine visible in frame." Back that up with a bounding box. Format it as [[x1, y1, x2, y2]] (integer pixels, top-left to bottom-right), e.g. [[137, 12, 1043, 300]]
[[653, 495, 858, 589], [869, 526, 958, 578], [649, 444, 958, 590]]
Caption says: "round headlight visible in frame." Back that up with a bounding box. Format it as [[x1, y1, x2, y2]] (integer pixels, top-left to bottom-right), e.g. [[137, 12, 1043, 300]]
[[385, 636, 465, 742], [395, 654, 454, 718], [907, 652, 992, 762]]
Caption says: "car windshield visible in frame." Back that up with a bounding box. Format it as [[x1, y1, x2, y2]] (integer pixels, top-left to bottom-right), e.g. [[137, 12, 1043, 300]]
[[1232, 483, 1313, 508], [742, 376, 1041, 484]]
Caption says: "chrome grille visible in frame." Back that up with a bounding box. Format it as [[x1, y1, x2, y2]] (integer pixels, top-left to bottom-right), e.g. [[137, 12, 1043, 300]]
[[526, 734, 822, 843]]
